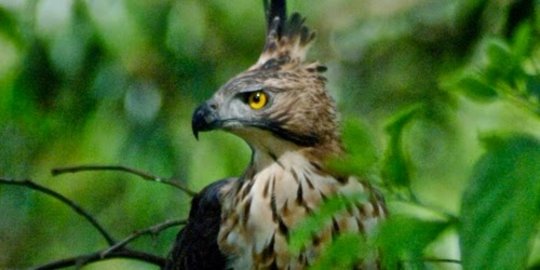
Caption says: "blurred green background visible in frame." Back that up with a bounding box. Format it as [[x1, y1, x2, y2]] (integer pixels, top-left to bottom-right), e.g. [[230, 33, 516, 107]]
[[0, 0, 539, 269]]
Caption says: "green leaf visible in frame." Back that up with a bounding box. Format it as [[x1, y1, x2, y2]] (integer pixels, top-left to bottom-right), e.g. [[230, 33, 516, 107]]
[[460, 134, 540, 270], [385, 104, 422, 135], [511, 23, 533, 61], [310, 233, 367, 270], [483, 39, 524, 84], [328, 118, 378, 177], [377, 216, 450, 269], [526, 74, 540, 100], [288, 193, 367, 254], [454, 72, 498, 102], [381, 105, 421, 188], [0, 6, 21, 46], [485, 40, 514, 69]]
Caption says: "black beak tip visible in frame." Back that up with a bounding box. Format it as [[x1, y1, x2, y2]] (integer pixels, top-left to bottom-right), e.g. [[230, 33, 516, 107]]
[[192, 127, 200, 140], [191, 102, 214, 140], [191, 112, 201, 140]]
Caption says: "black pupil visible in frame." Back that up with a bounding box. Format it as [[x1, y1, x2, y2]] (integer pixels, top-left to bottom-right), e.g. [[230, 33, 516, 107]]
[[252, 92, 260, 103]]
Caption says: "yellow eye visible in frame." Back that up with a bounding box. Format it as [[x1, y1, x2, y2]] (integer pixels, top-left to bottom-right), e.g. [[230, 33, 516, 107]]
[[247, 91, 268, 110]]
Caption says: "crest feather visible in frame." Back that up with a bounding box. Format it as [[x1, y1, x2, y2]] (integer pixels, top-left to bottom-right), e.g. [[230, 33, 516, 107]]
[[251, 0, 316, 70]]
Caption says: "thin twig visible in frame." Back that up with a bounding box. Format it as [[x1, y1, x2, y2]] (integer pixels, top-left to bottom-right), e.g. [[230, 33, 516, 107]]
[[403, 257, 462, 266], [33, 247, 166, 270], [51, 165, 197, 196], [422, 257, 461, 264], [101, 219, 187, 258], [0, 178, 116, 246]]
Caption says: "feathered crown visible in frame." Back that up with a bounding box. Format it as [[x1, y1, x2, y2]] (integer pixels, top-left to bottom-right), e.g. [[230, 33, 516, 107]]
[[250, 0, 316, 70]]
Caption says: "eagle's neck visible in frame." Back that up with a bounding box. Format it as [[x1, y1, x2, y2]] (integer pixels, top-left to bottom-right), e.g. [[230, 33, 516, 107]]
[[230, 126, 343, 173]]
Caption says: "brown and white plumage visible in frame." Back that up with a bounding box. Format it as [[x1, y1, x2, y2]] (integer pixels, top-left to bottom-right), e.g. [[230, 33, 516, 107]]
[[165, 1, 386, 269]]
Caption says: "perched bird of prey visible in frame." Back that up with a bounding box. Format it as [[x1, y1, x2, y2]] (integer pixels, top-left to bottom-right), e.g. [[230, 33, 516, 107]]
[[165, 0, 386, 269]]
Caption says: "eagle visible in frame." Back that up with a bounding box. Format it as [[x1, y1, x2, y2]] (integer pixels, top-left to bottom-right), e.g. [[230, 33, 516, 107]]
[[165, 0, 386, 269]]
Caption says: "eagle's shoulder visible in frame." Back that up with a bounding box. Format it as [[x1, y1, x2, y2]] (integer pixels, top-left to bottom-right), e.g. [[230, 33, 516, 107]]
[[164, 178, 235, 270]]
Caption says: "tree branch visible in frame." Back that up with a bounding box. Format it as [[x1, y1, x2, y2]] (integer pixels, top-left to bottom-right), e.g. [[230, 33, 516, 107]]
[[32, 219, 188, 269], [51, 165, 197, 196], [1, 178, 187, 269], [101, 219, 187, 258], [0, 178, 116, 246], [32, 219, 187, 269], [33, 248, 166, 270]]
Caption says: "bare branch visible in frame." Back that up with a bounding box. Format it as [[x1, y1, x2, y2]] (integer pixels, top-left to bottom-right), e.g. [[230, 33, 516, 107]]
[[102, 219, 187, 258], [51, 165, 197, 196], [33, 248, 166, 270], [0, 178, 116, 246]]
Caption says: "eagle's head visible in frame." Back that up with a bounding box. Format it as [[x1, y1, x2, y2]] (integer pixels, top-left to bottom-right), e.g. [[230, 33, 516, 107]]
[[192, 0, 341, 163]]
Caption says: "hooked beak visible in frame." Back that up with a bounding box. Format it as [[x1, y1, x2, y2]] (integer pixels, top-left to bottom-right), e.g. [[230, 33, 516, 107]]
[[191, 102, 220, 140]]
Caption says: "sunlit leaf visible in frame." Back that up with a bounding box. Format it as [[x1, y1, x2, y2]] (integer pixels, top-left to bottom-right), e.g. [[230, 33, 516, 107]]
[[460, 134, 540, 270], [377, 215, 450, 269]]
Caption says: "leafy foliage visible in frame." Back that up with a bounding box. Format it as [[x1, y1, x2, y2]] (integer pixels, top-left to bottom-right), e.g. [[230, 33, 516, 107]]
[[449, 23, 540, 115], [288, 193, 368, 254], [310, 233, 368, 270], [377, 216, 451, 269], [295, 0, 540, 268], [460, 134, 540, 270]]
